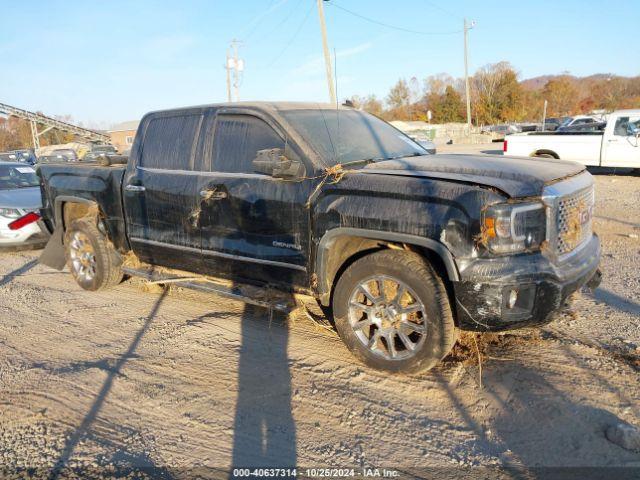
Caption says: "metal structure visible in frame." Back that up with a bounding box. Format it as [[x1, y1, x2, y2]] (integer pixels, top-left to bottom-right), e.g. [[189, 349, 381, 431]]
[[0, 101, 110, 149], [225, 39, 243, 102], [463, 18, 475, 136]]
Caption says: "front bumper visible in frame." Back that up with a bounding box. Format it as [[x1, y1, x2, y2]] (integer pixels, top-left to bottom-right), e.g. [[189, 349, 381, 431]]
[[452, 234, 601, 331]]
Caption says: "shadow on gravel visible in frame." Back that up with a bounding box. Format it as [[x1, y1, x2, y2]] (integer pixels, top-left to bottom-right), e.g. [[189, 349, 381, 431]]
[[594, 215, 640, 229], [590, 288, 640, 316], [48, 289, 172, 480], [230, 303, 297, 475], [437, 333, 640, 478], [0, 258, 38, 287], [483, 362, 638, 477]]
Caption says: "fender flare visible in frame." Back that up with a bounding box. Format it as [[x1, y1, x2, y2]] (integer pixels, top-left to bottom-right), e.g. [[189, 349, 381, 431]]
[[315, 227, 460, 304]]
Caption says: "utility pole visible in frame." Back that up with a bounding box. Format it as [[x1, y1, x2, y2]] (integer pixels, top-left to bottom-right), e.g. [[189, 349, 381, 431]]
[[463, 18, 475, 136], [225, 39, 243, 102], [317, 0, 336, 104], [225, 46, 232, 102]]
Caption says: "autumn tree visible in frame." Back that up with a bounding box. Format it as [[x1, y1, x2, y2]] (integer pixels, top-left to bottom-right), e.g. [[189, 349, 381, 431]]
[[471, 61, 524, 124], [386, 79, 411, 120], [542, 76, 578, 116], [349, 94, 384, 117], [425, 85, 465, 123]]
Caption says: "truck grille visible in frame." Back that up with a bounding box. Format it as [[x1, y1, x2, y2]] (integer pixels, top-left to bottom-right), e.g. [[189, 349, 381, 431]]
[[545, 176, 595, 257], [542, 172, 595, 257]]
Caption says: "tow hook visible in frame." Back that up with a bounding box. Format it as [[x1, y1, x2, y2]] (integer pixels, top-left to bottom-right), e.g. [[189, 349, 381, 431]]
[[585, 268, 602, 292]]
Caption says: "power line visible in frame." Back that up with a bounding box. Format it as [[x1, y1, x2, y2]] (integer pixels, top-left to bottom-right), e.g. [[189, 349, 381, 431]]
[[328, 2, 462, 35], [422, 0, 462, 21], [240, 0, 289, 41], [249, 0, 303, 45], [266, 1, 315, 68]]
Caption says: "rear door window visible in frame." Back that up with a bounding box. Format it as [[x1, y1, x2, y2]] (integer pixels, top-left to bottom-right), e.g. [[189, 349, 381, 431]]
[[212, 114, 285, 174], [140, 114, 202, 170]]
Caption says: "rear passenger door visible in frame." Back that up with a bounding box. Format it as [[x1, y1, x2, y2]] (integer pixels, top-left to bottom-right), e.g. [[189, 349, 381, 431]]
[[197, 112, 311, 288], [123, 111, 206, 272]]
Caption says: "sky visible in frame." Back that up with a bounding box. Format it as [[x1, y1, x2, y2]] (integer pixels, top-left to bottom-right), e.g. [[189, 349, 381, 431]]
[[1, 0, 638, 127]]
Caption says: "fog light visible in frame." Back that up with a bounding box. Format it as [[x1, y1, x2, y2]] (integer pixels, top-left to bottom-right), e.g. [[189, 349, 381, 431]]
[[507, 289, 518, 309]]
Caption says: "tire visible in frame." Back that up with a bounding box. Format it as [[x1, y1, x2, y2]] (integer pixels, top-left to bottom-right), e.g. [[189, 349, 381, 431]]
[[65, 218, 123, 291], [332, 249, 456, 374], [535, 153, 556, 159]]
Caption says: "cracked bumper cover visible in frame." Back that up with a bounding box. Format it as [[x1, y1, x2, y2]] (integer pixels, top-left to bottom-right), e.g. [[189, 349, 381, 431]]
[[452, 234, 601, 331]]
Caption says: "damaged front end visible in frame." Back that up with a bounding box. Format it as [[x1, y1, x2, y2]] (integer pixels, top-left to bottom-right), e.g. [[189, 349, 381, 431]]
[[453, 171, 601, 331]]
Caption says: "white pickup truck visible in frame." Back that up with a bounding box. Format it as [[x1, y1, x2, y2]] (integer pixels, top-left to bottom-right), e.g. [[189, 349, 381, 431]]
[[505, 109, 640, 168]]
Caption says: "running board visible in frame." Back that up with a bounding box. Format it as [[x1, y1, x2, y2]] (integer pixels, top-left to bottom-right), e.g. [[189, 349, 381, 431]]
[[122, 267, 294, 313]]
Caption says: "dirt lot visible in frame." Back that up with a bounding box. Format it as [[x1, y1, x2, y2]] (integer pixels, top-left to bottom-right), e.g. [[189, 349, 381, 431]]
[[0, 174, 639, 478]]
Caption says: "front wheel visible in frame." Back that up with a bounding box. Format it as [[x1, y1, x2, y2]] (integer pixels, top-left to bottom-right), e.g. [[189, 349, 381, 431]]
[[332, 250, 456, 374], [66, 219, 123, 291]]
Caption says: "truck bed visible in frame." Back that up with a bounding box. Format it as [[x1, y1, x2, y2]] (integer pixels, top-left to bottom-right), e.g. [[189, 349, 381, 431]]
[[38, 162, 128, 249], [506, 132, 604, 165]]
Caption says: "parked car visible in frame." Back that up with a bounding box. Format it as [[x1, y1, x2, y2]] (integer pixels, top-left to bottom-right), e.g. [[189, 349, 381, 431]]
[[50, 148, 78, 161], [482, 124, 520, 136], [84, 144, 118, 159], [505, 109, 640, 167], [92, 144, 118, 154], [556, 121, 606, 133], [37, 154, 74, 163], [540, 117, 570, 131], [0, 162, 47, 248], [0, 149, 38, 165], [34, 102, 601, 373], [412, 138, 436, 154], [558, 115, 599, 129]]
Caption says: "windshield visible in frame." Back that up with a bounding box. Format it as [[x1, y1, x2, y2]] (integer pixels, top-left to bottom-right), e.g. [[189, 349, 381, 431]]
[[282, 109, 427, 166], [0, 164, 39, 189]]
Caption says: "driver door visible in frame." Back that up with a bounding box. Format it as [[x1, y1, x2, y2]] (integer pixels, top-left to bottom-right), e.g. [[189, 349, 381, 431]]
[[197, 112, 311, 288]]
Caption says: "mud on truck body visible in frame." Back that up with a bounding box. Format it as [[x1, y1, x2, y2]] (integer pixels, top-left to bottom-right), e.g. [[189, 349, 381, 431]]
[[35, 102, 602, 373]]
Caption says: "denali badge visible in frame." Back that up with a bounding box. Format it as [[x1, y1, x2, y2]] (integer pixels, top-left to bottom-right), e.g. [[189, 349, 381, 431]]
[[273, 240, 302, 251]]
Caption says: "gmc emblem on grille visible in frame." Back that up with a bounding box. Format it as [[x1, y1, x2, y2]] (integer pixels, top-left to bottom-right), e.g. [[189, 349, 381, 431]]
[[579, 206, 593, 225]]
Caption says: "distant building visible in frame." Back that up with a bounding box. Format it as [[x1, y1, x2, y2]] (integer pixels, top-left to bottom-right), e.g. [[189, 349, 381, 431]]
[[108, 120, 139, 152]]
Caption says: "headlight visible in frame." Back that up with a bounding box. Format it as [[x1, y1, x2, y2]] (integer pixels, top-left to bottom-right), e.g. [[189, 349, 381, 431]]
[[0, 208, 21, 219], [481, 201, 546, 254]]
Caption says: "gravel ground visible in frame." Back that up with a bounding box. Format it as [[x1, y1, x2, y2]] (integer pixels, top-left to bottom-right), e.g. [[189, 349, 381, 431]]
[[0, 174, 638, 479]]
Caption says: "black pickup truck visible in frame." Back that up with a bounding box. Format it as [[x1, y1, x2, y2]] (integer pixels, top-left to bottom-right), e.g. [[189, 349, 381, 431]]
[[35, 102, 601, 373]]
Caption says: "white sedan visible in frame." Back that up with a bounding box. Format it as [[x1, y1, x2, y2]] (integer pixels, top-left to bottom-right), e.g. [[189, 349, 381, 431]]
[[0, 162, 48, 249]]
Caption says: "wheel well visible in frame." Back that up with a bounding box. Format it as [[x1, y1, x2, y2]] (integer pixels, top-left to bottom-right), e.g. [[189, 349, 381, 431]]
[[61, 202, 100, 232], [532, 149, 559, 159], [319, 235, 455, 309]]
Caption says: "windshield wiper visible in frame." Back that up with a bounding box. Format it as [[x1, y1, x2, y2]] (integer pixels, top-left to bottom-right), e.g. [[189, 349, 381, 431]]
[[338, 158, 382, 168], [384, 152, 425, 161]]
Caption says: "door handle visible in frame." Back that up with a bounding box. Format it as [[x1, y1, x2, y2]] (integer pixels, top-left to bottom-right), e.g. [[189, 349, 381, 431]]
[[125, 184, 146, 192], [200, 190, 227, 200]]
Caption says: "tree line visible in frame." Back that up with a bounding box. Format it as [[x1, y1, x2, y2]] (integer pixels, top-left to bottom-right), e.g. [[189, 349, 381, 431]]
[[350, 61, 640, 125]]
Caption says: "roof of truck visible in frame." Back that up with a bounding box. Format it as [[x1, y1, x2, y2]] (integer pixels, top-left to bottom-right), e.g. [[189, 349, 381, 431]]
[[144, 101, 354, 117], [612, 109, 640, 115]]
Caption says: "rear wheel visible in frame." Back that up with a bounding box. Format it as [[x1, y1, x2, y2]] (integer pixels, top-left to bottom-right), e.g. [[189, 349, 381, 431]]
[[66, 219, 123, 291], [332, 250, 456, 373], [535, 153, 557, 159]]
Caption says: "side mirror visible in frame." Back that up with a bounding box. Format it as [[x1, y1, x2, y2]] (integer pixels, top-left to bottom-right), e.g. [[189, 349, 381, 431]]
[[252, 148, 304, 179]]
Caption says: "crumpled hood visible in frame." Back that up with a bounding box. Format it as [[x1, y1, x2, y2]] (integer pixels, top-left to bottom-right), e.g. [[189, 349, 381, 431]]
[[0, 187, 42, 210], [362, 154, 586, 197]]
